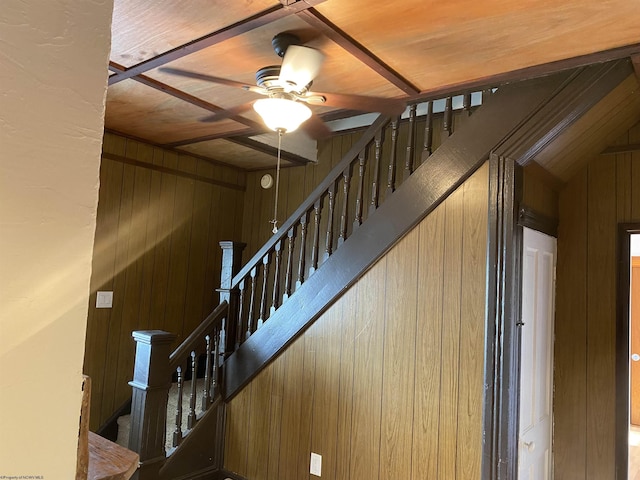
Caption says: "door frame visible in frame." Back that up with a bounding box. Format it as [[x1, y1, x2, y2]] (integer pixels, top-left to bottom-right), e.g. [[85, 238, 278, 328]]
[[484, 154, 559, 479], [615, 223, 640, 479]]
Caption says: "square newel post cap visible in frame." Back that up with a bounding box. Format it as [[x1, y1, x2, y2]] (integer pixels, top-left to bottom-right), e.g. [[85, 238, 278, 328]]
[[132, 330, 176, 346], [219, 241, 246, 250]]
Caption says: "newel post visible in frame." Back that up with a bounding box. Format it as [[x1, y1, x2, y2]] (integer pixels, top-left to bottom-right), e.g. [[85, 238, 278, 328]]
[[218, 241, 246, 354], [128, 330, 176, 480]]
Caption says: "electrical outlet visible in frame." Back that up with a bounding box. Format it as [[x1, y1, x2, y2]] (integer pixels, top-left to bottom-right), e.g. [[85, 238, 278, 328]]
[[310, 452, 322, 476]]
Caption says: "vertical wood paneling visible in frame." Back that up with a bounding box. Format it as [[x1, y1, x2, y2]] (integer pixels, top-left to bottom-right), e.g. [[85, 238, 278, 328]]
[[349, 255, 386, 480], [84, 135, 124, 429], [456, 163, 488, 478], [412, 203, 445, 479], [225, 164, 489, 480], [84, 132, 245, 429], [245, 364, 272, 480], [554, 120, 640, 479], [554, 168, 588, 479], [380, 228, 418, 479], [277, 334, 306, 480], [438, 186, 464, 479], [586, 154, 617, 479], [334, 291, 356, 480]]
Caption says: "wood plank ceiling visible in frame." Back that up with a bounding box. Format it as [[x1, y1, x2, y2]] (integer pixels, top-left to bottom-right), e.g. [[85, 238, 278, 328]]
[[106, 0, 640, 171]]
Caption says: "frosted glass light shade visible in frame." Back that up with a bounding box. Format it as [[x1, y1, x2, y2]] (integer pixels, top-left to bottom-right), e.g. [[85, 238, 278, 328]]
[[253, 98, 312, 133]]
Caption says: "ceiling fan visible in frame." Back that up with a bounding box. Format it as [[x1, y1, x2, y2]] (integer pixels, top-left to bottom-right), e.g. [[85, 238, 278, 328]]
[[160, 32, 406, 139]]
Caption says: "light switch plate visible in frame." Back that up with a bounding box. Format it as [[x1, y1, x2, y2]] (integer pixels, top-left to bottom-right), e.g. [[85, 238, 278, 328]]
[[310, 452, 322, 476], [96, 291, 113, 308]]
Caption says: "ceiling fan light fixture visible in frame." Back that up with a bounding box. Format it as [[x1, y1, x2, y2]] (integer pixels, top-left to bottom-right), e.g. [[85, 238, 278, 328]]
[[253, 97, 312, 133], [278, 45, 325, 92]]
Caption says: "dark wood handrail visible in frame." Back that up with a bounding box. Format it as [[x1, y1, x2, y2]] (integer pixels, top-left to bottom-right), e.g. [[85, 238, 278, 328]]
[[169, 300, 228, 371], [231, 113, 392, 287]]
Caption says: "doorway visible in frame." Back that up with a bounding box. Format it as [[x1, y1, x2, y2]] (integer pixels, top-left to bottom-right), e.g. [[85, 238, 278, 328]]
[[616, 226, 640, 479], [628, 235, 640, 478]]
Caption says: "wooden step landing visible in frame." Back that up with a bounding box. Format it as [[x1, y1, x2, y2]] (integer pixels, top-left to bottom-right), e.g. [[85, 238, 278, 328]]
[[88, 431, 138, 480]]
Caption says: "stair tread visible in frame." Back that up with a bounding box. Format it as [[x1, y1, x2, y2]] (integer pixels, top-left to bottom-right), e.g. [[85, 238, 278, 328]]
[[88, 431, 138, 480]]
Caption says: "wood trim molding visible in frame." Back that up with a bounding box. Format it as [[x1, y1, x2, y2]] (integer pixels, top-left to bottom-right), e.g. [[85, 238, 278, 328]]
[[483, 154, 523, 480], [517, 204, 559, 237], [494, 59, 633, 164], [102, 152, 245, 191], [602, 143, 640, 155]]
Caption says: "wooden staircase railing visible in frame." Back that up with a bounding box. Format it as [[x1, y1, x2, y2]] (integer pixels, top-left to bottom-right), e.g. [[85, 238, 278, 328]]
[[127, 93, 479, 479], [126, 58, 634, 480]]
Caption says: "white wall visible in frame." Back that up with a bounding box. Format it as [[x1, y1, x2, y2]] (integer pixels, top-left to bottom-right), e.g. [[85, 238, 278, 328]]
[[0, 0, 113, 477]]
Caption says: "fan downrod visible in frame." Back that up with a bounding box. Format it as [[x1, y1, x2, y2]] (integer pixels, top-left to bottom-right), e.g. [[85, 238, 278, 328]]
[[271, 32, 300, 57]]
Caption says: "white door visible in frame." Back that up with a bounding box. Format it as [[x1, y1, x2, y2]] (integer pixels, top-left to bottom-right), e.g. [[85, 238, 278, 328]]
[[518, 228, 557, 479]]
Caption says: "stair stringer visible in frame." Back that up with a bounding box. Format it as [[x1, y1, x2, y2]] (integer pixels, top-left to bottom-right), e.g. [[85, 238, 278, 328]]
[[222, 59, 633, 401]]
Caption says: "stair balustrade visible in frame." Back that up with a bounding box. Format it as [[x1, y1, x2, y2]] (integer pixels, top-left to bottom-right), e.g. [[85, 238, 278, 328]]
[[128, 92, 479, 479]]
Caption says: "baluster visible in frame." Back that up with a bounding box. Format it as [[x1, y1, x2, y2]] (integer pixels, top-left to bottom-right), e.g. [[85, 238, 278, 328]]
[[247, 267, 257, 337], [369, 128, 384, 213], [386, 117, 399, 196], [257, 253, 270, 328], [211, 327, 220, 398], [338, 166, 352, 247], [187, 351, 197, 429], [353, 148, 367, 230], [324, 183, 336, 261], [236, 279, 246, 347], [421, 101, 433, 163], [309, 199, 321, 275], [270, 241, 283, 314], [443, 97, 453, 137], [172, 366, 183, 448], [283, 227, 295, 302], [404, 104, 417, 181], [202, 335, 211, 410], [296, 213, 308, 289], [463, 92, 472, 116]]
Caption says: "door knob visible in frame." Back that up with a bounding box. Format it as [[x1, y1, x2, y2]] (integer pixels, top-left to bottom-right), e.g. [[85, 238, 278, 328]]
[[632, 353, 640, 362]]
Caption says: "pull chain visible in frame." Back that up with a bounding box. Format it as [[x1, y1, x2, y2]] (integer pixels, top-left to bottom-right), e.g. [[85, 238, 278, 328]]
[[270, 130, 283, 233]]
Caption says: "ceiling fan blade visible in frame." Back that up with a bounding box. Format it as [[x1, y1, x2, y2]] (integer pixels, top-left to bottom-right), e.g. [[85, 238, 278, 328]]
[[279, 45, 325, 91], [200, 102, 255, 123], [306, 91, 406, 116], [159, 67, 251, 90], [300, 112, 332, 140]]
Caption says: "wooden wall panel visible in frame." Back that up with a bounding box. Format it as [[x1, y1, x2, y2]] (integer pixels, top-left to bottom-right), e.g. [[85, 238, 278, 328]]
[[554, 120, 640, 478], [84, 132, 245, 429], [224, 163, 489, 480]]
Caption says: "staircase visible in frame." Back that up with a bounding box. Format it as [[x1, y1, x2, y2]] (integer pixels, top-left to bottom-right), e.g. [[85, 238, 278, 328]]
[[124, 60, 633, 480]]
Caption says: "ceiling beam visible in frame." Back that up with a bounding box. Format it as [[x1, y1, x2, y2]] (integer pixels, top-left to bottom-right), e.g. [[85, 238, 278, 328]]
[[163, 128, 263, 148], [296, 8, 420, 95], [132, 74, 263, 131], [104, 128, 246, 171], [226, 137, 312, 166], [402, 42, 640, 103], [108, 0, 327, 86]]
